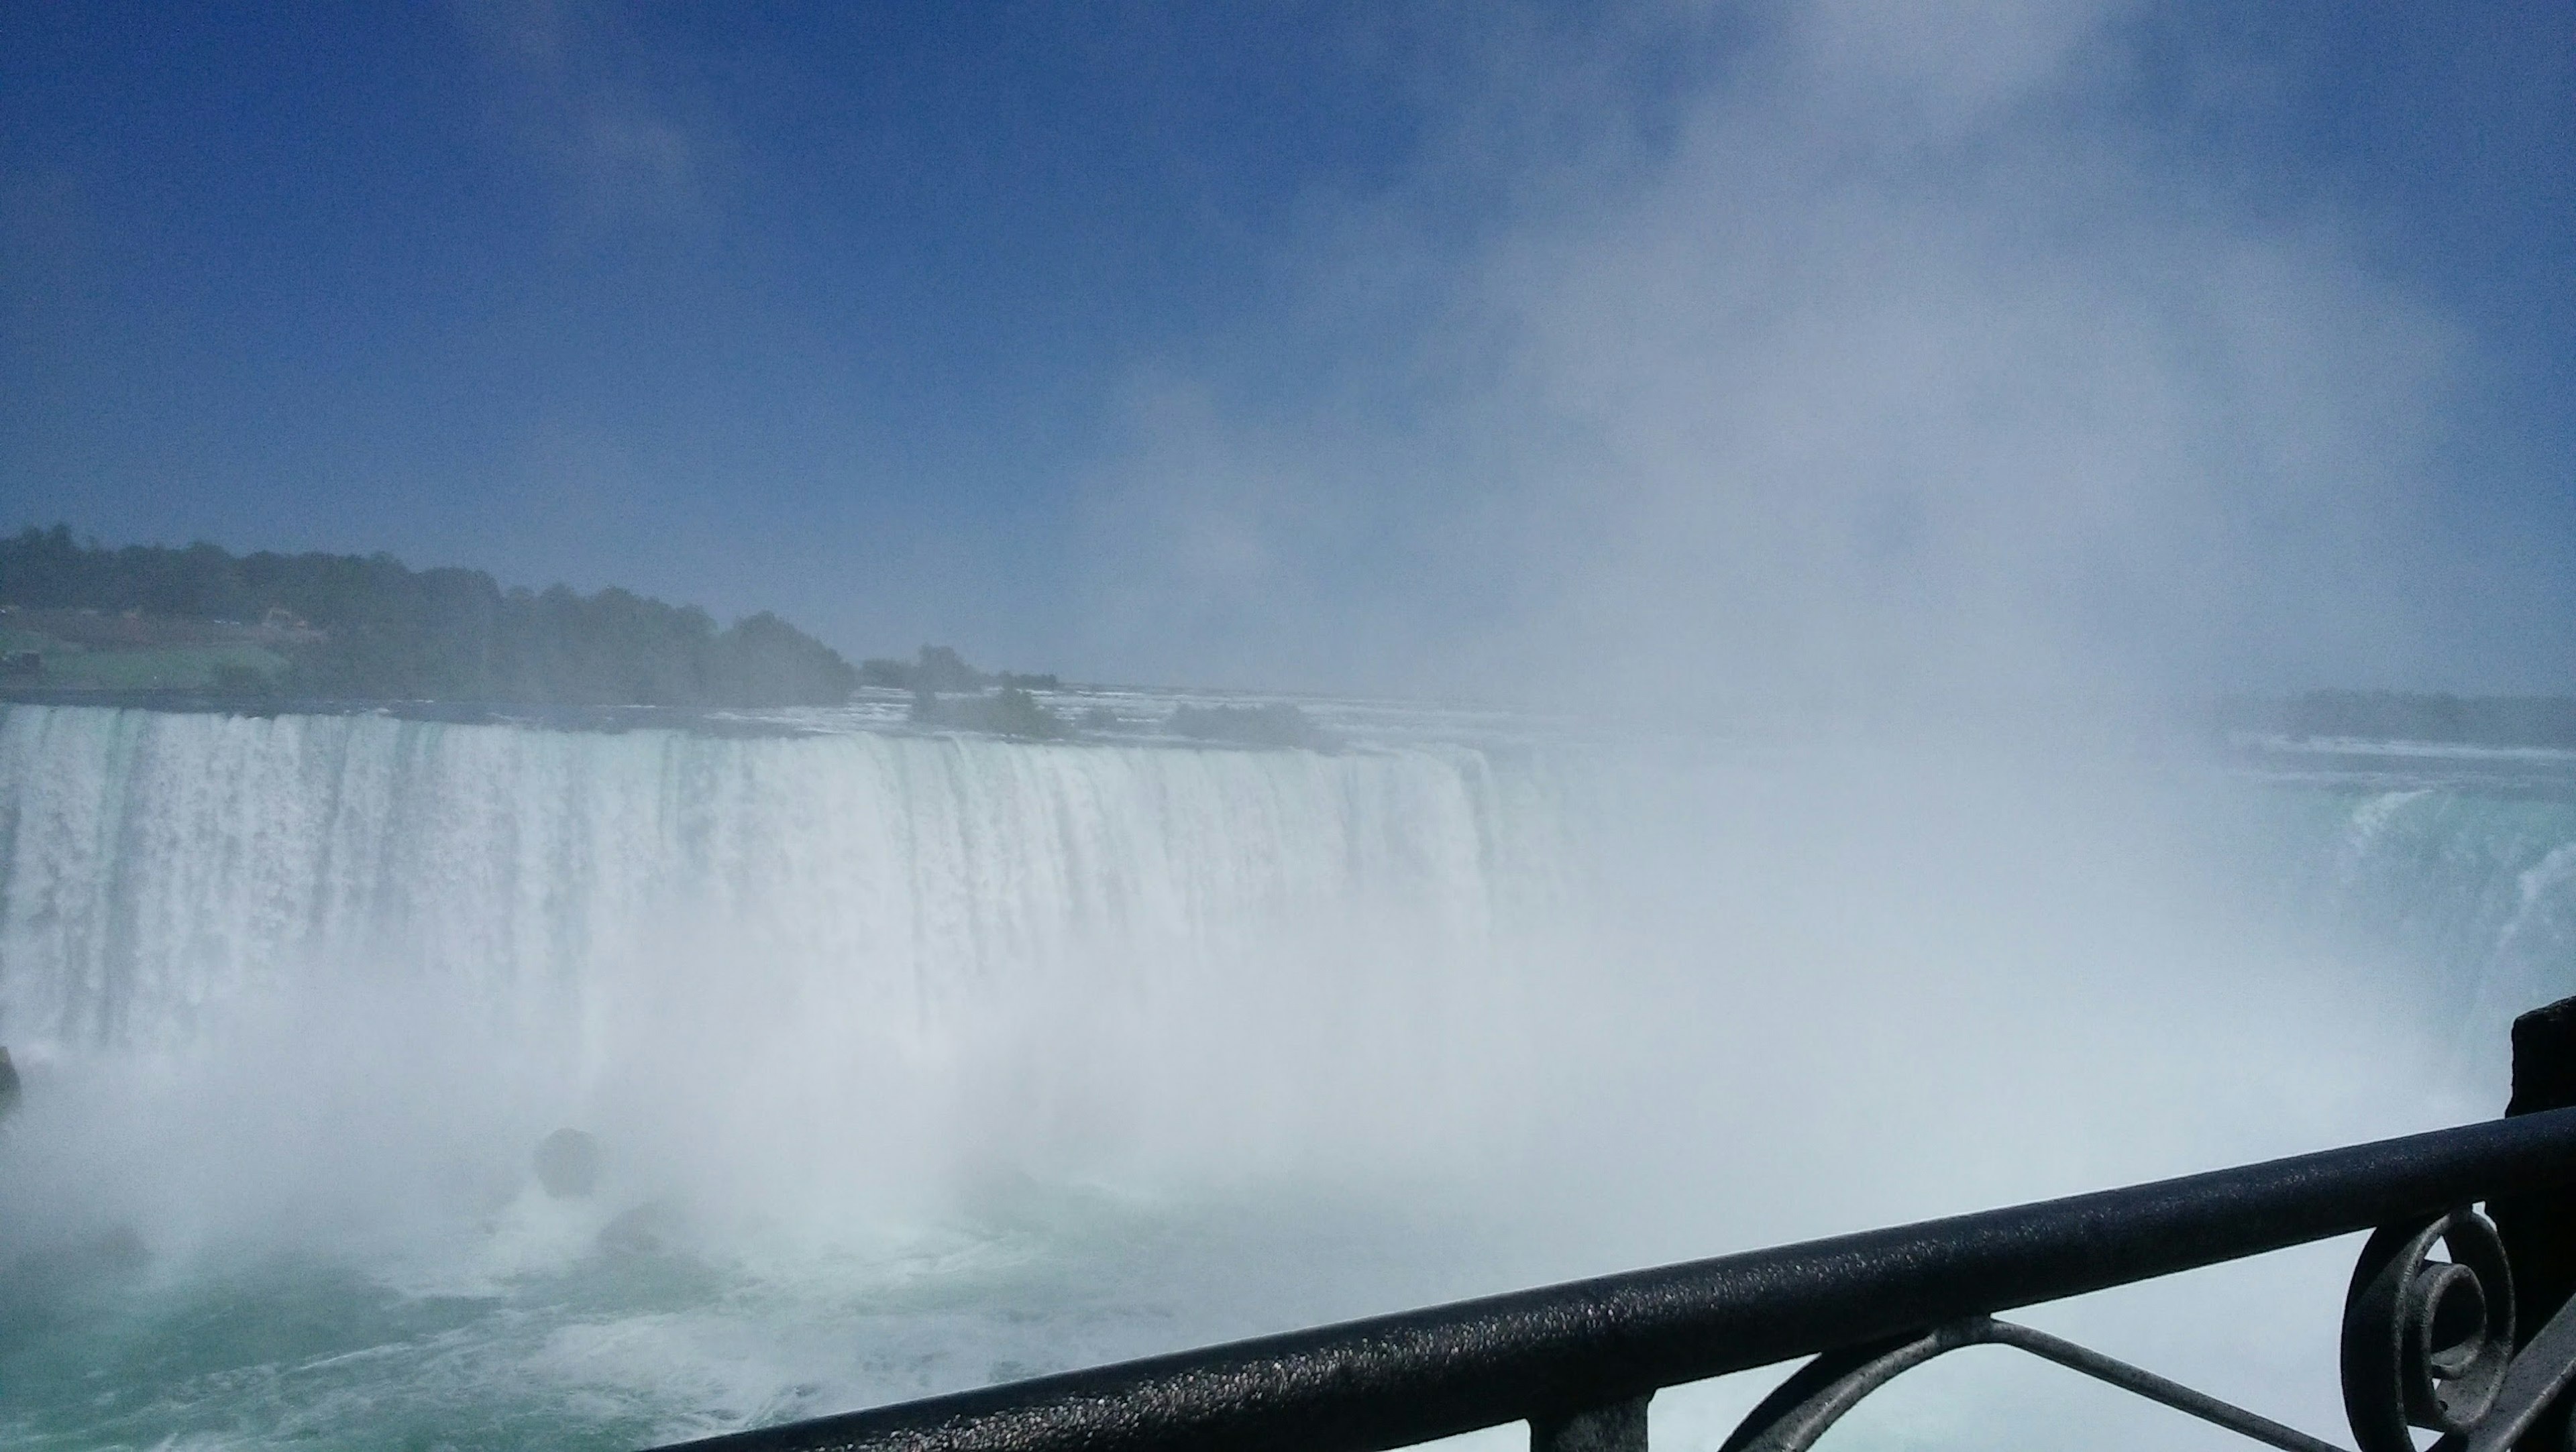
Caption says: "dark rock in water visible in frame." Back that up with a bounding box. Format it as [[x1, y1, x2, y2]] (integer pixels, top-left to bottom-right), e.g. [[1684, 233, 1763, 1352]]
[[598, 1198, 685, 1257], [0, 1045, 19, 1121], [534, 1128, 600, 1198]]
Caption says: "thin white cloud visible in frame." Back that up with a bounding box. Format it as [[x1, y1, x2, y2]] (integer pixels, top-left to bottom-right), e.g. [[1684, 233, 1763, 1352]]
[[451, 0, 714, 234]]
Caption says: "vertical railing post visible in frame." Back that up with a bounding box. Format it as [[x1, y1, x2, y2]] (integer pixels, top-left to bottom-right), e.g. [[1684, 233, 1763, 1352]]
[[1531, 1394, 1650, 1452], [2493, 994, 2576, 1451]]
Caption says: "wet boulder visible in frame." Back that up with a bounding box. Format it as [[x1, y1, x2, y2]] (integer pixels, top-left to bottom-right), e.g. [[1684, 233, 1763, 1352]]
[[598, 1199, 686, 1257], [533, 1128, 600, 1198]]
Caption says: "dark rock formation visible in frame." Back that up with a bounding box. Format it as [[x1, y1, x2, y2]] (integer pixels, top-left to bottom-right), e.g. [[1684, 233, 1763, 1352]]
[[1167, 702, 1338, 751], [534, 1127, 601, 1198], [864, 645, 990, 693], [599, 1199, 686, 1257], [0, 1046, 19, 1122]]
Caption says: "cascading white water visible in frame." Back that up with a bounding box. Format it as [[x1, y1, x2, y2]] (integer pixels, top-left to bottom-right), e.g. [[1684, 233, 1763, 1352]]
[[6, 702, 2576, 1451], [0, 704, 1600, 1448], [0, 702, 1595, 1283], [0, 704, 1566, 1059], [2286, 784, 2576, 1049]]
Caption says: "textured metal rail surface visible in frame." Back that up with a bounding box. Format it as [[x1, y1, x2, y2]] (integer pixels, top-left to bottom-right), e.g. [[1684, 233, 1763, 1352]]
[[651, 1103, 2576, 1452]]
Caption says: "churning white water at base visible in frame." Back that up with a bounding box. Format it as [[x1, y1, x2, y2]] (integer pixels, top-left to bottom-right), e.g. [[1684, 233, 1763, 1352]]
[[0, 704, 1585, 1449], [0, 703, 2570, 1450]]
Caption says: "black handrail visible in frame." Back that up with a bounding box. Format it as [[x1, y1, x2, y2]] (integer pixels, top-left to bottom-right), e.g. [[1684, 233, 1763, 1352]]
[[653, 1103, 2576, 1452]]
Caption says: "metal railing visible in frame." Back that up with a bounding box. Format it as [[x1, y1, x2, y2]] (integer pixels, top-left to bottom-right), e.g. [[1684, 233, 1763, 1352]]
[[651, 997, 2576, 1452]]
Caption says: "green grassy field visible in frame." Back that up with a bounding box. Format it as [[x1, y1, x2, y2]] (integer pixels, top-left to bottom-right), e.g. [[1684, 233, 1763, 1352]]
[[0, 628, 287, 691]]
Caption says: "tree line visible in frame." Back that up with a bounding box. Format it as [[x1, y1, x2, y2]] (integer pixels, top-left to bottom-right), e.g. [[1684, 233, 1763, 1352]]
[[0, 526, 859, 707]]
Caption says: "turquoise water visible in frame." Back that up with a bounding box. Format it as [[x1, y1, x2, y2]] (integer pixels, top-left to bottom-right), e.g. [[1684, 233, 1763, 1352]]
[[5, 1251, 698, 1450], [0, 1177, 1521, 1451]]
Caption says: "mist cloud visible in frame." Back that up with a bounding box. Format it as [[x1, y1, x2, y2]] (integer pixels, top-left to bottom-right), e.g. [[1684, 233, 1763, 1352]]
[[1074, 1, 2500, 711]]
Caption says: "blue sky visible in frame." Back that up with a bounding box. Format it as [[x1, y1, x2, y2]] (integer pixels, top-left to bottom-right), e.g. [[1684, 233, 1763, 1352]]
[[3, 3, 2570, 698]]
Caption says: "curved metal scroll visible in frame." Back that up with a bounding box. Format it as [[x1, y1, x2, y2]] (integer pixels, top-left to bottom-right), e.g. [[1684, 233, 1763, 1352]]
[[2342, 1208, 2512, 1451], [1713, 1315, 2342, 1452], [1719, 1205, 2576, 1452], [2341, 1207, 2576, 1452]]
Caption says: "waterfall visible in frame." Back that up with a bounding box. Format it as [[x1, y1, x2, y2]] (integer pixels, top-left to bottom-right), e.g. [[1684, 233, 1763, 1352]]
[[2282, 783, 2576, 1054], [10, 704, 2573, 1171], [7, 704, 2576, 1449], [0, 704, 1586, 1245], [0, 705, 1566, 1058]]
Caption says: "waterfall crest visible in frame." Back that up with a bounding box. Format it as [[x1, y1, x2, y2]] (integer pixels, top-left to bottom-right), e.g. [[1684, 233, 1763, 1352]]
[[0, 705, 1568, 1060]]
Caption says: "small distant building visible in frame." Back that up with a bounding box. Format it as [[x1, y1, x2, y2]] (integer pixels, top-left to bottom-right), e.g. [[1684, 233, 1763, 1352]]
[[257, 606, 323, 644]]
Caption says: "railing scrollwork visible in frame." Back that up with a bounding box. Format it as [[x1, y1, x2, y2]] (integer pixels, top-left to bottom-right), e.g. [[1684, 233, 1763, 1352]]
[[1717, 1314, 2343, 1452], [1700, 1203, 2576, 1452], [2343, 1208, 2516, 1451], [652, 997, 2576, 1452], [1707, 1203, 2576, 1452]]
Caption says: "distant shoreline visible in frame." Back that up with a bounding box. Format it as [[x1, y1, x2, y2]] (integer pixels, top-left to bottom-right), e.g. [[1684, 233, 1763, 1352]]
[[1, 526, 863, 708], [0, 686, 1349, 752], [0, 687, 829, 737]]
